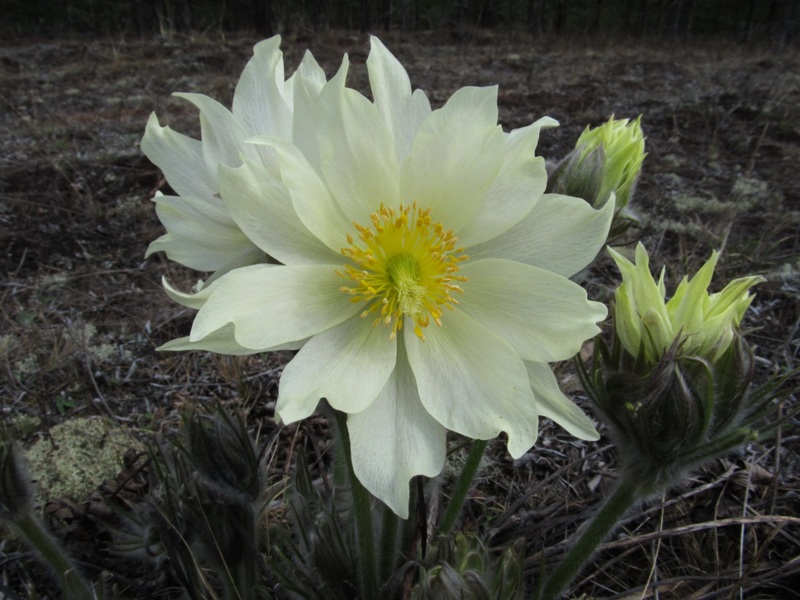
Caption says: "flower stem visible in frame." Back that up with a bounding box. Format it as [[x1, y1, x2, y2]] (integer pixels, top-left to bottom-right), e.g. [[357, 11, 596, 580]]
[[333, 410, 378, 599], [12, 511, 95, 599], [378, 501, 400, 584], [437, 439, 488, 537], [538, 476, 641, 600]]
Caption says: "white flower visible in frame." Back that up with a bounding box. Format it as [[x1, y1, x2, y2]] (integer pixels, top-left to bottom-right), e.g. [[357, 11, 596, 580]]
[[159, 37, 614, 517], [142, 36, 327, 281]]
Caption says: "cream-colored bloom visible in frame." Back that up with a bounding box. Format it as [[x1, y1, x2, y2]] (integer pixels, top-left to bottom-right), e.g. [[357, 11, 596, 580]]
[[142, 37, 327, 281], [609, 243, 764, 365], [159, 37, 613, 517]]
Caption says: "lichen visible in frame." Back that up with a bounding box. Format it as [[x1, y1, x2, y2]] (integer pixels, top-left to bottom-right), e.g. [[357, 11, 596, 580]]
[[24, 417, 143, 502]]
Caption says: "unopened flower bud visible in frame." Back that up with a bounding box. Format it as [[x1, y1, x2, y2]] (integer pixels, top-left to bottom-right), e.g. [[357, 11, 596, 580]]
[[608, 243, 764, 367], [595, 336, 756, 489], [579, 245, 770, 492], [184, 408, 265, 504], [549, 116, 645, 239]]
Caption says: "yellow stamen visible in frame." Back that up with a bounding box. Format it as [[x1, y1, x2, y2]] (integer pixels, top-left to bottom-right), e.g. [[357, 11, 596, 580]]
[[339, 202, 467, 340]]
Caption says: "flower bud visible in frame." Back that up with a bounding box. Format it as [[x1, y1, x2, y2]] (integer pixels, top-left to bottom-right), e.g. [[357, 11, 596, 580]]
[[412, 533, 524, 600], [578, 245, 772, 492], [184, 407, 265, 505], [608, 243, 764, 367], [550, 116, 645, 212], [593, 337, 757, 490]]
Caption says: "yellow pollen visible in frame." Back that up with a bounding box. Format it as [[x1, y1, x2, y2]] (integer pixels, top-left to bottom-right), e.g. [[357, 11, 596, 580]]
[[339, 202, 467, 340]]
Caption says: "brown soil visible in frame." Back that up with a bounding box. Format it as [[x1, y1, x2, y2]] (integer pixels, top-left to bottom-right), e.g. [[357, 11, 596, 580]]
[[1, 30, 798, 599]]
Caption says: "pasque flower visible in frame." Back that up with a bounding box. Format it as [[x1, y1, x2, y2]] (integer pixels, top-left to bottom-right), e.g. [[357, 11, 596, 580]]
[[548, 248, 789, 600], [142, 37, 328, 281], [579, 243, 768, 491], [153, 37, 614, 517]]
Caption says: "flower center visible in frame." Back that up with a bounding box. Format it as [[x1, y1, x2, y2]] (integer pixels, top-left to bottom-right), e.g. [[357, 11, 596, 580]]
[[338, 202, 467, 341]]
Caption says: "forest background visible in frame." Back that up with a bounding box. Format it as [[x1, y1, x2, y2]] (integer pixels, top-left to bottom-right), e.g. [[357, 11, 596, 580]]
[[2, 0, 798, 45]]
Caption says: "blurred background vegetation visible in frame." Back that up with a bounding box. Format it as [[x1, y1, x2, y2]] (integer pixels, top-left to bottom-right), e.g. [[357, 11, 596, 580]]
[[2, 0, 797, 44]]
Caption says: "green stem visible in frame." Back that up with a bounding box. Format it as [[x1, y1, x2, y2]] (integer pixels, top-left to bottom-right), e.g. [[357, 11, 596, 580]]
[[378, 501, 400, 586], [13, 512, 95, 600], [539, 476, 641, 600], [437, 439, 488, 537], [333, 411, 378, 599]]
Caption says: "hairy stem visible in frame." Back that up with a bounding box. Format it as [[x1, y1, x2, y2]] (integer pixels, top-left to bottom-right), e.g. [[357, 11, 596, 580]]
[[437, 439, 488, 537], [334, 410, 378, 599], [13, 512, 95, 599], [539, 476, 641, 600]]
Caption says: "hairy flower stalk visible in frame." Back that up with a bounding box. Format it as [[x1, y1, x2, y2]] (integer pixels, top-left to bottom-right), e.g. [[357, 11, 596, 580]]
[[0, 435, 96, 600], [541, 244, 781, 600], [148, 36, 614, 518]]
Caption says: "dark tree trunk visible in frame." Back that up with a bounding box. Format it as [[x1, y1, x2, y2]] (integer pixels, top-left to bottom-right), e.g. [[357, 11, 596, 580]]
[[405, 0, 417, 31], [175, 0, 191, 32], [129, 0, 145, 35], [382, 0, 392, 29], [777, 0, 797, 46], [554, 0, 567, 33], [310, 0, 328, 30], [638, 0, 649, 37], [252, 0, 274, 36], [527, 0, 543, 34], [359, 0, 371, 32], [591, 0, 603, 32]]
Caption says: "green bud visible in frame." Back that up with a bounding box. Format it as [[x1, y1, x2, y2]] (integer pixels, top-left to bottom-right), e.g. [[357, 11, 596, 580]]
[[577, 248, 777, 492], [550, 115, 645, 211], [184, 407, 265, 504], [585, 334, 762, 493], [608, 243, 764, 367], [412, 533, 524, 600], [548, 116, 645, 239]]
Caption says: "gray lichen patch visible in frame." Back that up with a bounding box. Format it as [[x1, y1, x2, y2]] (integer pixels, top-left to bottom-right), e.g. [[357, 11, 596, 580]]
[[24, 417, 143, 502]]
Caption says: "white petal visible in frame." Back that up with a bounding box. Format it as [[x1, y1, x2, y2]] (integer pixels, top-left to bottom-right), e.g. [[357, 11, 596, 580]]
[[232, 36, 292, 140], [219, 158, 342, 265], [190, 264, 361, 349], [291, 55, 349, 174], [525, 362, 599, 440], [160, 323, 304, 354], [401, 86, 504, 232], [204, 249, 269, 285], [467, 193, 613, 278], [145, 193, 262, 272], [316, 83, 400, 224], [457, 117, 557, 247], [405, 309, 538, 458], [277, 317, 397, 423], [348, 342, 446, 518], [160, 325, 259, 354], [248, 136, 351, 253], [173, 92, 251, 172], [141, 113, 216, 199], [294, 50, 327, 91], [162, 275, 219, 309], [458, 258, 607, 362], [367, 36, 431, 164]]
